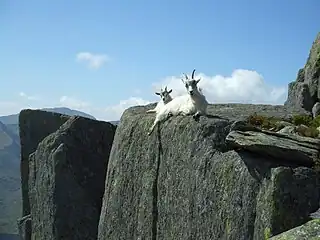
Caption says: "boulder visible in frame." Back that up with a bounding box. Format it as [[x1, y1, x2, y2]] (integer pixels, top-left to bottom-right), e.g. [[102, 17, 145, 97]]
[[269, 219, 320, 240], [97, 104, 320, 240], [28, 116, 116, 240]]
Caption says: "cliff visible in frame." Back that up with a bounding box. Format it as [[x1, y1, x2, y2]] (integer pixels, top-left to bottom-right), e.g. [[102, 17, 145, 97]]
[[97, 103, 320, 240], [285, 32, 320, 113]]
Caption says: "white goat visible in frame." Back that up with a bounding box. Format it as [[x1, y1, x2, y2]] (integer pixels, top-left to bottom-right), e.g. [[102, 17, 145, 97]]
[[147, 69, 208, 135], [146, 86, 173, 114]]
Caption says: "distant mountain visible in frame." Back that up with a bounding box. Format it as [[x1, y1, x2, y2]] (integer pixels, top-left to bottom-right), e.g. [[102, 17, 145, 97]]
[[0, 107, 96, 125], [109, 120, 120, 125], [0, 121, 21, 234]]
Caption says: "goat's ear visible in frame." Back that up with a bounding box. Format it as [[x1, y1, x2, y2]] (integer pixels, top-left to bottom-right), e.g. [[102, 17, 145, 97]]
[[181, 78, 185, 84], [195, 78, 201, 84], [155, 92, 160, 95], [168, 89, 172, 94]]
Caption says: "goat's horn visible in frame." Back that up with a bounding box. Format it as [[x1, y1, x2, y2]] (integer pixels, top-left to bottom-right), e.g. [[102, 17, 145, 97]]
[[191, 69, 196, 79], [183, 73, 188, 79], [165, 86, 167, 91]]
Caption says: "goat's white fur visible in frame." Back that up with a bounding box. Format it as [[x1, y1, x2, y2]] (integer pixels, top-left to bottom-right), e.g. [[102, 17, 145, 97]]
[[147, 69, 208, 135], [146, 86, 173, 114]]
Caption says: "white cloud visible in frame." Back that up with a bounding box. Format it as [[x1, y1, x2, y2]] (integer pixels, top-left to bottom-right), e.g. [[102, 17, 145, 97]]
[[19, 92, 39, 101], [76, 52, 110, 69], [103, 97, 151, 120], [59, 96, 91, 109], [152, 69, 287, 104]]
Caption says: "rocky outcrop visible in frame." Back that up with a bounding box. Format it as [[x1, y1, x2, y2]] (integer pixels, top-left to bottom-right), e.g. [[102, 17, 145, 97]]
[[97, 104, 320, 240], [19, 109, 70, 218], [28, 116, 116, 240], [226, 128, 320, 166], [285, 33, 320, 113], [18, 110, 116, 240], [269, 219, 320, 240]]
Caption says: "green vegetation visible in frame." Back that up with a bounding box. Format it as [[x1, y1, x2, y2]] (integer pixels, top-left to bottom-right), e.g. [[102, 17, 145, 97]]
[[247, 113, 283, 131], [247, 113, 320, 138], [247, 113, 320, 172]]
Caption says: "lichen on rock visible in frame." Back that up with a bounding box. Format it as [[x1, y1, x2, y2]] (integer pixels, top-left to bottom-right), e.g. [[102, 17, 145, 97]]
[[97, 103, 320, 240]]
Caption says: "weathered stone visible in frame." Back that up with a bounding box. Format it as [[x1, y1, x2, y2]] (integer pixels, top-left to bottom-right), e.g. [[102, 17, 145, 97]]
[[28, 116, 116, 240], [312, 102, 320, 118], [310, 208, 320, 219], [229, 120, 259, 132], [97, 104, 320, 240], [285, 82, 314, 112], [269, 219, 320, 240], [17, 214, 31, 240], [19, 109, 70, 217], [275, 121, 294, 128], [277, 126, 296, 135], [284, 32, 320, 112], [226, 130, 320, 166]]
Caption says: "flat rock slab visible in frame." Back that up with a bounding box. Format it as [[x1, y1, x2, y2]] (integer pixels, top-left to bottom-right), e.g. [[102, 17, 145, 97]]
[[226, 130, 320, 166]]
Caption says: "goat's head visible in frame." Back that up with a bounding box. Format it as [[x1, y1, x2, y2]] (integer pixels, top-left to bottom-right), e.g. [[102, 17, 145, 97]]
[[181, 69, 201, 96], [155, 86, 173, 104]]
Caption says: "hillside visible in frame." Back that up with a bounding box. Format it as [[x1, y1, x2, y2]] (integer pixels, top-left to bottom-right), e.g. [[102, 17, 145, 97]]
[[0, 122, 21, 234]]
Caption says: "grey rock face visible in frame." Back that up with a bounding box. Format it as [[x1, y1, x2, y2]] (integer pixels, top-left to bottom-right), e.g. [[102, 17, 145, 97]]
[[277, 125, 296, 135], [310, 208, 320, 219], [226, 129, 320, 166], [97, 104, 320, 240], [312, 102, 320, 118], [19, 109, 70, 217], [28, 116, 116, 240], [285, 33, 320, 112]]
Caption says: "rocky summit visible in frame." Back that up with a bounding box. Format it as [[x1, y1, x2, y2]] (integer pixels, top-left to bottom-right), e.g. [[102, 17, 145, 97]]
[[16, 33, 320, 240], [97, 103, 320, 240]]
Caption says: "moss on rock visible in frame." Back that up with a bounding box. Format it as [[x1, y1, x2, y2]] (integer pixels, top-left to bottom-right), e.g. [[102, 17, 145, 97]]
[[269, 219, 320, 240]]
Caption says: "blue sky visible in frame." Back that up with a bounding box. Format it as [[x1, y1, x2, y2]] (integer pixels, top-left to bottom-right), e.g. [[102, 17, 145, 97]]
[[0, 0, 319, 120]]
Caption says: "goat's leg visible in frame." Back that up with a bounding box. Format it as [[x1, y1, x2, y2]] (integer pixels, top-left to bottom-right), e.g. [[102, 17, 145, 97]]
[[148, 120, 158, 135], [148, 112, 170, 135]]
